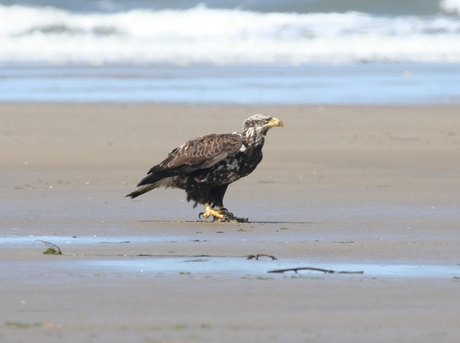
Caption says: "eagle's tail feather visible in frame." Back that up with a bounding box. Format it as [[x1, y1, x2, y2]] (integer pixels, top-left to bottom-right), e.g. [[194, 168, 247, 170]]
[[137, 172, 164, 187], [125, 183, 158, 199], [125, 176, 176, 199]]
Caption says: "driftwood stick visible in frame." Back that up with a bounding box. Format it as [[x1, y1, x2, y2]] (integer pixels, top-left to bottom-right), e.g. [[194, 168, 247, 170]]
[[267, 267, 363, 274], [247, 254, 278, 260]]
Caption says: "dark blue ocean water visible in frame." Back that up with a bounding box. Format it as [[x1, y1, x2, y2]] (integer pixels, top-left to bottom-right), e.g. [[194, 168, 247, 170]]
[[0, 0, 452, 16]]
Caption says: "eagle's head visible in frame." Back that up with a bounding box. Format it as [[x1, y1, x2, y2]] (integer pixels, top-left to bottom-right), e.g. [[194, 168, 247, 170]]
[[241, 114, 283, 146]]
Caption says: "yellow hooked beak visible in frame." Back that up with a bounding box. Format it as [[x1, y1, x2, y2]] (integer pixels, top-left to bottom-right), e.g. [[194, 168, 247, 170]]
[[266, 117, 284, 128]]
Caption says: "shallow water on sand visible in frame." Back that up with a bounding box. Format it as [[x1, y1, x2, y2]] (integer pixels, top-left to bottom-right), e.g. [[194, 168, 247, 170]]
[[88, 257, 460, 279], [0, 234, 191, 245], [3, 231, 459, 280], [1, 64, 459, 104]]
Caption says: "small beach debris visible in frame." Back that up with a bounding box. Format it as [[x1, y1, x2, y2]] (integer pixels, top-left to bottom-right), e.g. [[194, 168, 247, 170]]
[[5, 321, 44, 328], [33, 240, 62, 255], [267, 267, 363, 274], [247, 254, 277, 260]]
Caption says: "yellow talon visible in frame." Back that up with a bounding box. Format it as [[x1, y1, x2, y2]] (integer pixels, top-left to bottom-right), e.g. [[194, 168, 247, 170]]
[[200, 204, 226, 220], [199, 204, 248, 223]]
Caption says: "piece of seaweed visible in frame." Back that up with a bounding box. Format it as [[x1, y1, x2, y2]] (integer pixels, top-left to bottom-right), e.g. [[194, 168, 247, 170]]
[[33, 240, 62, 255]]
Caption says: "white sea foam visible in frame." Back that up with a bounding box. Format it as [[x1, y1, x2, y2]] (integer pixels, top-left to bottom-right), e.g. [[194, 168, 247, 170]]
[[1, 4, 460, 65], [440, 0, 460, 14]]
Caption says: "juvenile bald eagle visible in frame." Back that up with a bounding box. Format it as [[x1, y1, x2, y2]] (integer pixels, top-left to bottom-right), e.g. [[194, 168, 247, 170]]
[[126, 114, 283, 222]]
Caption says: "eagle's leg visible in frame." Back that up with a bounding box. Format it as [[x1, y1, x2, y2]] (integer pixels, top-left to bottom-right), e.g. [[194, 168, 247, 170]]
[[204, 185, 237, 222]]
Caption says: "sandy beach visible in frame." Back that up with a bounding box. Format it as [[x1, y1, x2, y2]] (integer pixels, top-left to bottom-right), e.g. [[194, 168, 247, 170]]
[[1, 103, 460, 342]]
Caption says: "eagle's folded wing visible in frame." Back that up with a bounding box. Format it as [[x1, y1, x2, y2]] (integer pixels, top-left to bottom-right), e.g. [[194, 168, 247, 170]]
[[136, 134, 242, 187]]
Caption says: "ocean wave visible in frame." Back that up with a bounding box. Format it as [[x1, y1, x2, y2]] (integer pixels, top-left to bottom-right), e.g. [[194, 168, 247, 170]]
[[1, 4, 460, 65], [440, 0, 460, 14]]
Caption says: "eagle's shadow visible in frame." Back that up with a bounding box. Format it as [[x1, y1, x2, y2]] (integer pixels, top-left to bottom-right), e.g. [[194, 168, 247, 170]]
[[138, 220, 315, 224]]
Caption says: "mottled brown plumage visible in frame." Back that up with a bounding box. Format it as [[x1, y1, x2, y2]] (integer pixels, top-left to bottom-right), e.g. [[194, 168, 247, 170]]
[[126, 114, 283, 221]]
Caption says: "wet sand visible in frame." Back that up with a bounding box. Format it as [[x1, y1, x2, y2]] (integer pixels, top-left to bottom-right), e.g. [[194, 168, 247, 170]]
[[1, 104, 460, 342]]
